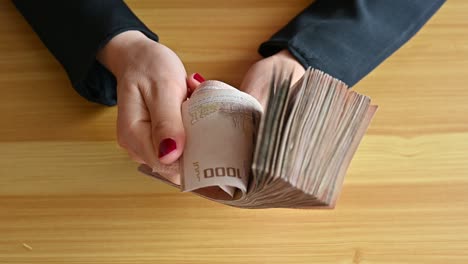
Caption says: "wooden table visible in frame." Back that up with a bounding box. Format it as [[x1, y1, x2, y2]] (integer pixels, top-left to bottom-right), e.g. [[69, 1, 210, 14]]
[[1, 1, 467, 263]]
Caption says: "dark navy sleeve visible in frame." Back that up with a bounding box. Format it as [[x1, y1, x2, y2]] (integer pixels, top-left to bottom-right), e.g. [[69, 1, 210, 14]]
[[13, 0, 159, 106], [259, 0, 445, 86]]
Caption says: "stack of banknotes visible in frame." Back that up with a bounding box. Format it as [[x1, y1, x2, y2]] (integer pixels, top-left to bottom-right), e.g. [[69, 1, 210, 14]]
[[139, 68, 377, 208]]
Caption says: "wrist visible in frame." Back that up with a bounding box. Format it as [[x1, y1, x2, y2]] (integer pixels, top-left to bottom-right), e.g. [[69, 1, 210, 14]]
[[97, 30, 151, 77]]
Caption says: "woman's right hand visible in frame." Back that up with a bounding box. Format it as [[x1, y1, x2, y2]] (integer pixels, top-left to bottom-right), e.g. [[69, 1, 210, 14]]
[[97, 30, 203, 172]]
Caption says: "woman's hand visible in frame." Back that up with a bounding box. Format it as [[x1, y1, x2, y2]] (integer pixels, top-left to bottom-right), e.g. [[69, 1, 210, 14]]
[[240, 50, 305, 108], [97, 30, 203, 169]]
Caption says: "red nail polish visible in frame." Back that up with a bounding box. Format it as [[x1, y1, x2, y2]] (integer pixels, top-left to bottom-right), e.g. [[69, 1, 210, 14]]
[[159, 138, 177, 158], [193, 73, 205, 83]]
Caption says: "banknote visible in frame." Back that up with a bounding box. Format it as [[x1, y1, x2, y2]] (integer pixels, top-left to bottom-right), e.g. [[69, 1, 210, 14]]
[[180, 81, 263, 197]]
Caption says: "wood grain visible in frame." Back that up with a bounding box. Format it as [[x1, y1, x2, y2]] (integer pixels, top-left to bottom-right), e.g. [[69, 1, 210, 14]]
[[1, 1, 467, 263]]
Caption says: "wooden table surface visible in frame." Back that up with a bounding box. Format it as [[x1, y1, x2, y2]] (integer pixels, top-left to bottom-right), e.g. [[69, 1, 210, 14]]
[[1, 1, 467, 263]]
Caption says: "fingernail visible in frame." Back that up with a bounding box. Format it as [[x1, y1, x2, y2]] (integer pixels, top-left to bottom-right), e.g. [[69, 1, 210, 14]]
[[193, 73, 205, 83], [159, 138, 177, 158]]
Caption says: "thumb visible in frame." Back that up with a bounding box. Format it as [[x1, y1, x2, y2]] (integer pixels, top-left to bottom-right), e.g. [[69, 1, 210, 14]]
[[186, 72, 205, 97], [145, 81, 187, 165]]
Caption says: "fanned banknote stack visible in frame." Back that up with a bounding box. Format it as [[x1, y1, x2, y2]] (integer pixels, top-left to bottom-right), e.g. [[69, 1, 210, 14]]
[[139, 68, 377, 208]]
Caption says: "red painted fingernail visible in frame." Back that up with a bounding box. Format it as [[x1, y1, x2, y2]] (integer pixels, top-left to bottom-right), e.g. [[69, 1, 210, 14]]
[[193, 73, 205, 83], [159, 138, 177, 158]]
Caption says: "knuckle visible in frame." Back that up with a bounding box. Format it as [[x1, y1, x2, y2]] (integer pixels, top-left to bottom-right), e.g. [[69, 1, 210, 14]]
[[152, 119, 173, 134], [116, 134, 127, 149]]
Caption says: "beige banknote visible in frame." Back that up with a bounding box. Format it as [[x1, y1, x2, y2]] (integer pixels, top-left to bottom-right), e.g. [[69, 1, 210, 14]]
[[180, 81, 263, 197]]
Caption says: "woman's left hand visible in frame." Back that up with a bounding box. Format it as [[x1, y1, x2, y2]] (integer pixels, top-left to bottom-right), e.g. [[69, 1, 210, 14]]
[[240, 50, 305, 108]]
